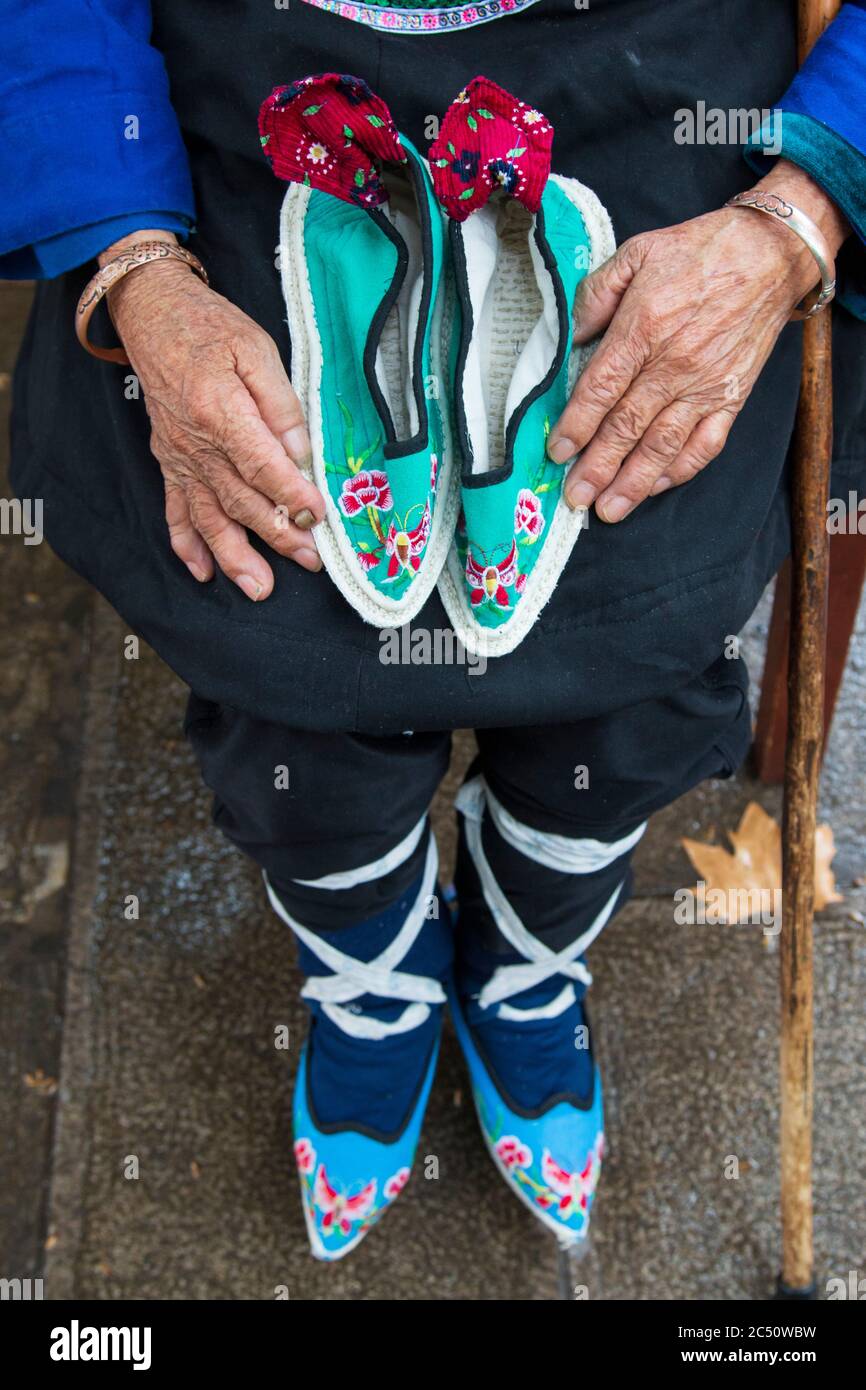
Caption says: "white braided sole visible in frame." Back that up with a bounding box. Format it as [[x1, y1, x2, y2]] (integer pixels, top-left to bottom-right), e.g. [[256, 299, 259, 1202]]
[[279, 179, 460, 629], [436, 173, 616, 659]]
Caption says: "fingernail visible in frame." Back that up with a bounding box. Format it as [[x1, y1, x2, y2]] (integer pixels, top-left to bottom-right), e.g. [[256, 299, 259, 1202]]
[[547, 436, 577, 464], [651, 476, 672, 496], [188, 562, 210, 583], [597, 495, 632, 523], [295, 548, 323, 573], [566, 479, 596, 510], [293, 507, 316, 530], [237, 573, 264, 600], [283, 425, 312, 464]]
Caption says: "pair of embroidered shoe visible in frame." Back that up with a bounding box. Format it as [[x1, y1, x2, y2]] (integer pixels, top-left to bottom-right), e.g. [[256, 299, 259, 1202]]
[[259, 74, 615, 657], [265, 800, 611, 1262]]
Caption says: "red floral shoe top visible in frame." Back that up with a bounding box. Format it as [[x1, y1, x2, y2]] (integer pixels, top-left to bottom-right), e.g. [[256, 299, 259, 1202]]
[[429, 76, 553, 221], [258, 73, 407, 208]]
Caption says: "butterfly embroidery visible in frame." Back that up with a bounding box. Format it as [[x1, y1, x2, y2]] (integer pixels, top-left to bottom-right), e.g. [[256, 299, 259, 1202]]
[[385, 500, 431, 580], [465, 539, 518, 609], [541, 1136, 603, 1220], [314, 1164, 377, 1235]]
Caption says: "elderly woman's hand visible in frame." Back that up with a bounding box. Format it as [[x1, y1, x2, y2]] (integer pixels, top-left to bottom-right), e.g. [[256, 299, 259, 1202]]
[[106, 231, 325, 599], [548, 161, 850, 522]]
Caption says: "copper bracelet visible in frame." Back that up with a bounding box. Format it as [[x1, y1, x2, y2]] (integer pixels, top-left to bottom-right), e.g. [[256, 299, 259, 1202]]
[[75, 241, 209, 365]]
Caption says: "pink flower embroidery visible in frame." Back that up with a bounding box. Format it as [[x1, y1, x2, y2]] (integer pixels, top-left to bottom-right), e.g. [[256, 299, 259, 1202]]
[[515, 572, 527, 595], [496, 1135, 533, 1170], [465, 539, 518, 609], [429, 453, 439, 491], [339, 469, 393, 517], [356, 549, 381, 572], [294, 1137, 316, 1175], [384, 1166, 411, 1199], [385, 500, 431, 579], [515, 487, 545, 539], [314, 1164, 377, 1236]]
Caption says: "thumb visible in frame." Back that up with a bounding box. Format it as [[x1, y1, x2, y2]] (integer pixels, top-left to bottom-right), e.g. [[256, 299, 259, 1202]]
[[572, 237, 645, 344]]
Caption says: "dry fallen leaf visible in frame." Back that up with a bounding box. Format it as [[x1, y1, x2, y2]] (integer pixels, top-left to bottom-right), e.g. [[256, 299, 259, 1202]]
[[681, 801, 842, 921], [190, 1160, 202, 1180], [24, 1068, 58, 1096]]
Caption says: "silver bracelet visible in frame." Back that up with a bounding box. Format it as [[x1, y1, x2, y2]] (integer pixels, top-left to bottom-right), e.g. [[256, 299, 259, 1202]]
[[724, 191, 836, 320]]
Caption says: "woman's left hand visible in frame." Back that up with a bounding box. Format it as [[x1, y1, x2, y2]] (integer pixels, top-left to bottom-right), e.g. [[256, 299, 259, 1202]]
[[547, 160, 850, 522]]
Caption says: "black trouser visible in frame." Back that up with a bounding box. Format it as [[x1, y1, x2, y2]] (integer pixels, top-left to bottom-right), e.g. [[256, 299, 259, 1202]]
[[185, 652, 751, 954]]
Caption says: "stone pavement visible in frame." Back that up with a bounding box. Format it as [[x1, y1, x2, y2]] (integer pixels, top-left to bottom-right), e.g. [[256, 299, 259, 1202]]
[[1, 283, 864, 1300]]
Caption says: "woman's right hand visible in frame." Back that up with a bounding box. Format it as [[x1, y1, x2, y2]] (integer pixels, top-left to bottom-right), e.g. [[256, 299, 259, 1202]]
[[105, 231, 325, 600]]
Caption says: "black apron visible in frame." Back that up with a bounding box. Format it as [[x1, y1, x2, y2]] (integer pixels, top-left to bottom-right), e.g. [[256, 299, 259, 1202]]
[[11, 0, 865, 734]]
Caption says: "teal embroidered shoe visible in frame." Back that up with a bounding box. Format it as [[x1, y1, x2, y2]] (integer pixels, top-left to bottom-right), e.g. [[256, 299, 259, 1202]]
[[260, 74, 458, 627], [430, 78, 616, 657]]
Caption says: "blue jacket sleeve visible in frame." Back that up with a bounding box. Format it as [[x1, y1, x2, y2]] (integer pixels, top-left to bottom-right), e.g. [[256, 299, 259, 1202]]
[[0, 1, 195, 279], [744, 2, 866, 317]]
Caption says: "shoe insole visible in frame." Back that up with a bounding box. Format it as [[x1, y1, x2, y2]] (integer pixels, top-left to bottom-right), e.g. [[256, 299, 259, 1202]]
[[460, 196, 558, 475]]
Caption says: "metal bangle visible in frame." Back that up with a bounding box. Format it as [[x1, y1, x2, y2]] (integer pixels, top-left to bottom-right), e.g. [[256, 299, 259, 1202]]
[[75, 241, 209, 365], [724, 191, 836, 320]]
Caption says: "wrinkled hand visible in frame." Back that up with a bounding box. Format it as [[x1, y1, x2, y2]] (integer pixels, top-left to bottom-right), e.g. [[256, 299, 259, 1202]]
[[548, 164, 849, 522], [107, 238, 324, 599]]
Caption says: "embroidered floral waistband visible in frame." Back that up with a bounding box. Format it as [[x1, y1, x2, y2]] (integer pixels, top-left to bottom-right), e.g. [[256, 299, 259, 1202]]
[[299, 0, 541, 35]]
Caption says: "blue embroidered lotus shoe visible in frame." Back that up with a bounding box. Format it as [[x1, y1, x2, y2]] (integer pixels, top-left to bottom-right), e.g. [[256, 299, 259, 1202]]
[[260, 74, 458, 628], [430, 78, 616, 657], [265, 832, 451, 1260], [450, 978, 604, 1248], [449, 775, 631, 1247]]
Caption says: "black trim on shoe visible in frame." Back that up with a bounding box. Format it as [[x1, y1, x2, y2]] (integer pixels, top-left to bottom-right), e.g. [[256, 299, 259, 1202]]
[[449, 216, 477, 478], [362, 150, 434, 460], [304, 1020, 439, 1145], [467, 999, 598, 1120], [452, 200, 570, 491]]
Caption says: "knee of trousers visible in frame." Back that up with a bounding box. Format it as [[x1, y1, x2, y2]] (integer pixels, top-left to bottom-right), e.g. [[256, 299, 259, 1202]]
[[265, 814, 437, 934]]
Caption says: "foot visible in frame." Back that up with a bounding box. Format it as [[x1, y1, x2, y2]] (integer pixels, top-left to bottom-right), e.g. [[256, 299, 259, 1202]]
[[451, 958, 604, 1249], [267, 838, 451, 1261]]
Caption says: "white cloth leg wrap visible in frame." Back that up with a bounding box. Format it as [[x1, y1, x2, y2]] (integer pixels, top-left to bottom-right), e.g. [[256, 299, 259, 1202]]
[[455, 775, 637, 1019], [464, 776, 646, 874], [265, 831, 445, 1041]]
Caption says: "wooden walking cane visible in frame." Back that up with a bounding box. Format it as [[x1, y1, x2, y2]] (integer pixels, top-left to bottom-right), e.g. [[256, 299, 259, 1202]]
[[777, 0, 841, 1301]]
